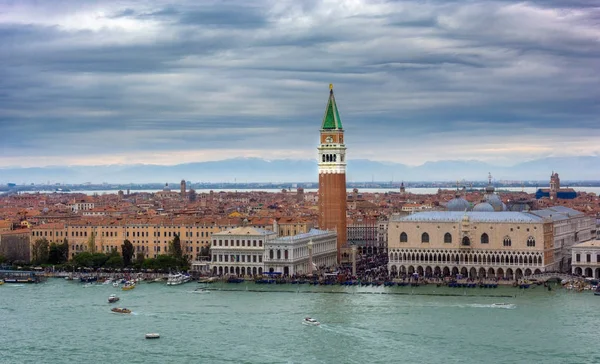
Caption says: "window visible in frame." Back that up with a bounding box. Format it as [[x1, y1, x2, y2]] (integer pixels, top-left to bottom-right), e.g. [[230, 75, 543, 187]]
[[462, 236, 471, 246], [421, 233, 429, 243], [269, 250, 274, 259], [576, 254, 580, 262], [527, 237, 535, 247], [400, 232, 408, 242], [277, 250, 281, 259], [503, 237, 512, 247], [284, 250, 288, 259], [444, 233, 452, 244], [480, 233, 489, 244], [587, 254, 591, 263]]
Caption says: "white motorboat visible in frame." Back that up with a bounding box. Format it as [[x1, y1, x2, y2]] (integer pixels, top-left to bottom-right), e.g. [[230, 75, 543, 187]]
[[193, 288, 209, 293], [302, 317, 320, 326], [108, 294, 120, 303], [492, 303, 515, 308], [166, 273, 191, 286], [145, 333, 160, 339], [113, 282, 120, 287]]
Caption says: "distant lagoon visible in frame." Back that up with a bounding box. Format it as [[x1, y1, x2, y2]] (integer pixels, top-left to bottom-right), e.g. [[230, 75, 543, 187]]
[[24, 186, 600, 195]]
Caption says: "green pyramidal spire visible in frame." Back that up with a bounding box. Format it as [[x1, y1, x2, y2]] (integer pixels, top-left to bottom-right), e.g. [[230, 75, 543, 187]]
[[321, 84, 343, 130]]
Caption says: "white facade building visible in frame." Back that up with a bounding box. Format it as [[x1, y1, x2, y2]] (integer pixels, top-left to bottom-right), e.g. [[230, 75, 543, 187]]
[[529, 206, 596, 272], [209, 226, 276, 276], [70, 201, 95, 213], [263, 229, 338, 276], [571, 240, 600, 278]]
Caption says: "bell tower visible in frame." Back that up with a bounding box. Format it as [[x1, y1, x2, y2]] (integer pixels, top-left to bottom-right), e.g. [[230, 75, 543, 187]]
[[318, 84, 347, 263]]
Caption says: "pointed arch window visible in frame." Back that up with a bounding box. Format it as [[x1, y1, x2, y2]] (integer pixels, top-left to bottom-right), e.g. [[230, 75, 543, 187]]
[[421, 232, 429, 243], [462, 236, 471, 246], [527, 237, 535, 247], [444, 232, 452, 244], [400, 232, 408, 243], [503, 237, 512, 247], [481, 233, 489, 244]]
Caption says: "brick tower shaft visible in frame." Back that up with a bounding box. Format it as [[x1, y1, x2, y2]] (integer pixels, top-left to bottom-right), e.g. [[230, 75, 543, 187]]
[[317, 84, 347, 263]]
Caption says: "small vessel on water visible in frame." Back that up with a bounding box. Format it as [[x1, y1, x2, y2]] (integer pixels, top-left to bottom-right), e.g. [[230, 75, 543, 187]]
[[302, 317, 320, 326], [166, 273, 191, 286], [193, 288, 209, 293], [108, 294, 120, 303], [122, 282, 135, 291], [0, 279, 4, 285], [492, 303, 514, 308], [111, 307, 131, 314], [145, 333, 160, 339]]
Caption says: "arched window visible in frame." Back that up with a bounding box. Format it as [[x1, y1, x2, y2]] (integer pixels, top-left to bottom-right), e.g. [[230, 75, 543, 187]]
[[269, 250, 274, 259], [503, 237, 512, 247], [400, 232, 408, 242], [527, 237, 535, 247], [277, 250, 281, 259], [462, 236, 471, 246], [421, 233, 429, 243], [444, 233, 452, 244], [480, 233, 489, 244]]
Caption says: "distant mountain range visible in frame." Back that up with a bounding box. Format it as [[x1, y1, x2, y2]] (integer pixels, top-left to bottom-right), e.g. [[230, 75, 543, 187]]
[[1, 156, 599, 184]]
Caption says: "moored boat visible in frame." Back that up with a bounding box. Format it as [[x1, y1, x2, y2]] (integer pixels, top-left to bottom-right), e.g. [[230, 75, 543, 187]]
[[166, 273, 191, 286]]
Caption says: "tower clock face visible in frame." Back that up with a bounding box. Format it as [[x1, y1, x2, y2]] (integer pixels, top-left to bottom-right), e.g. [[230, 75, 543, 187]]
[[325, 136, 333, 143]]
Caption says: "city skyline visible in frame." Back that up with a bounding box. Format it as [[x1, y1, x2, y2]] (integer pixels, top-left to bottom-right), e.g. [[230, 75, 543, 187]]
[[1, 0, 599, 169]]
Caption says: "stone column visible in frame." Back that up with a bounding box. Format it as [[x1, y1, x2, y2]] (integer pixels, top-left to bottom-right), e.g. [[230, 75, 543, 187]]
[[307, 239, 314, 274]]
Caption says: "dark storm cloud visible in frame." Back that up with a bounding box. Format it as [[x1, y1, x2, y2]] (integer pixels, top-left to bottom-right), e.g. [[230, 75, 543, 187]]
[[0, 0, 599, 166]]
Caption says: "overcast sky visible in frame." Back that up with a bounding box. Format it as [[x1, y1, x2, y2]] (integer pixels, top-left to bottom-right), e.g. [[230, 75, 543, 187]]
[[1, 0, 599, 168]]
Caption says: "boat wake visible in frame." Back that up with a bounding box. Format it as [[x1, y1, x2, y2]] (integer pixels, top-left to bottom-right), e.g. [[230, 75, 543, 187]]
[[187, 289, 210, 294], [468, 303, 516, 310]]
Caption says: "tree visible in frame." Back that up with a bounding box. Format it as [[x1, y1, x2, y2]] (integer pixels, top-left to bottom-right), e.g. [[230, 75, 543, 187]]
[[188, 188, 197, 202], [87, 231, 96, 253], [121, 239, 134, 267], [134, 252, 145, 269], [32, 238, 50, 265], [48, 243, 62, 265], [105, 255, 124, 269], [61, 239, 69, 262], [170, 234, 183, 259], [199, 244, 211, 257], [48, 241, 70, 265]]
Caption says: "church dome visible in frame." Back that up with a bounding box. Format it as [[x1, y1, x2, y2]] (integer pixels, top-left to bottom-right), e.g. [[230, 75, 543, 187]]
[[447, 197, 470, 211], [163, 183, 171, 192], [473, 202, 494, 212], [484, 194, 504, 211]]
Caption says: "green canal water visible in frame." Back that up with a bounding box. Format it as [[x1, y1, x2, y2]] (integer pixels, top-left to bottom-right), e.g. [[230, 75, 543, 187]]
[[1, 280, 598, 364]]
